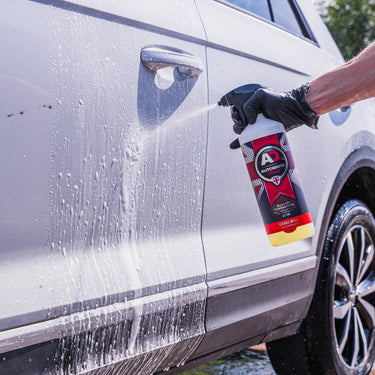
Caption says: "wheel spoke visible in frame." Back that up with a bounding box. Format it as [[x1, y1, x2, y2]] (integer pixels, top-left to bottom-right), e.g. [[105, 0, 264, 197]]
[[355, 307, 368, 360], [334, 299, 351, 319], [357, 273, 375, 298], [357, 297, 375, 329], [336, 263, 353, 290], [356, 228, 366, 285], [336, 262, 353, 289], [346, 232, 355, 284], [357, 244, 374, 285], [351, 309, 360, 367], [339, 307, 352, 354]]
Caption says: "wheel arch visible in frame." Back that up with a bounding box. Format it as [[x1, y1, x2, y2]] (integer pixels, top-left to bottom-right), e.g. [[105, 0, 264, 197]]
[[334, 165, 375, 219], [315, 145, 375, 277]]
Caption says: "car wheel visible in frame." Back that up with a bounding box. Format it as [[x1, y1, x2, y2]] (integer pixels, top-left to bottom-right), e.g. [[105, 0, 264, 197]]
[[267, 199, 375, 375]]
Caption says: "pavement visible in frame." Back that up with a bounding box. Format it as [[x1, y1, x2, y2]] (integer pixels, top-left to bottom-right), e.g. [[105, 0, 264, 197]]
[[250, 344, 375, 374]]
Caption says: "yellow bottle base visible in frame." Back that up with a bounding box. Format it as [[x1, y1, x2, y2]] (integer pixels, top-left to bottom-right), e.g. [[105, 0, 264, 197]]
[[268, 222, 315, 247]]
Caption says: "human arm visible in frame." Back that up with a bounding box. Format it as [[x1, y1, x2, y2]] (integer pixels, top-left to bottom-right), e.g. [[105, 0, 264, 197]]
[[306, 41, 375, 115], [233, 42, 375, 134]]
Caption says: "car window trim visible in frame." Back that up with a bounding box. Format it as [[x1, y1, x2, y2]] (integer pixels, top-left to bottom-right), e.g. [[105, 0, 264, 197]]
[[288, 0, 318, 45], [214, 0, 319, 47], [215, 0, 272, 23]]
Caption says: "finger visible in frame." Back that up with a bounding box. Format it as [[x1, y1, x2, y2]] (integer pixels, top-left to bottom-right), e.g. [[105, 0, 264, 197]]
[[245, 106, 258, 124], [230, 138, 241, 149], [231, 107, 241, 121], [243, 90, 263, 124], [233, 120, 246, 135]]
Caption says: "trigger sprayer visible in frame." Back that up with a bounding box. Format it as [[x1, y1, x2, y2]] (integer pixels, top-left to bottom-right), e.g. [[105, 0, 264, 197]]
[[218, 84, 314, 246]]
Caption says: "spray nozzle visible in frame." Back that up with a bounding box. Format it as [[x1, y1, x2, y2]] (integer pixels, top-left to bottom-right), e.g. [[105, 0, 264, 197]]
[[218, 83, 264, 130], [218, 83, 264, 107]]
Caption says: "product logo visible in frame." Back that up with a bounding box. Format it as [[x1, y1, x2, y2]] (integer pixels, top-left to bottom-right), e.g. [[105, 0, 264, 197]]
[[254, 145, 288, 186]]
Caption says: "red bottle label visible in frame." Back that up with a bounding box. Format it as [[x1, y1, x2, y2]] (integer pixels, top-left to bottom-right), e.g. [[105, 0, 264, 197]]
[[242, 132, 312, 234]]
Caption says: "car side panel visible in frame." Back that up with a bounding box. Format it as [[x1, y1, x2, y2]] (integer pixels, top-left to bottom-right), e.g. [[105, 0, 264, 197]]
[[198, 0, 333, 283], [0, 1, 208, 373], [196, 0, 352, 344]]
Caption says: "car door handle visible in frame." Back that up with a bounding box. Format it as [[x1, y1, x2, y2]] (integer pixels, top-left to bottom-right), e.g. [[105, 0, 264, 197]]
[[141, 46, 203, 78], [329, 104, 352, 126]]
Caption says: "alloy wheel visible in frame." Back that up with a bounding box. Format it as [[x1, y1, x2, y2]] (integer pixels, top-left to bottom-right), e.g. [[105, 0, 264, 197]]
[[333, 224, 375, 369]]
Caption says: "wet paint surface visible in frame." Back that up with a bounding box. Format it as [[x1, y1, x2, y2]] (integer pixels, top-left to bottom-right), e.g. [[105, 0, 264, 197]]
[[181, 349, 276, 375], [0, 2, 209, 374]]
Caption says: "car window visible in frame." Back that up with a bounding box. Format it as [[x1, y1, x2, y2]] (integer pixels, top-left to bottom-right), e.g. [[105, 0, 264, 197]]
[[224, 0, 272, 21], [219, 0, 313, 41], [269, 0, 303, 36]]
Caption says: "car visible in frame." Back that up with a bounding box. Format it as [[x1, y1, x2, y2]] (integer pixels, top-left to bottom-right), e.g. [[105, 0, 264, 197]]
[[1, 0, 375, 374]]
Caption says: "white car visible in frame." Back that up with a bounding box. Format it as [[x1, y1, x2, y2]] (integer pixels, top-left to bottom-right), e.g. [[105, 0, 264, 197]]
[[1, 1, 375, 374]]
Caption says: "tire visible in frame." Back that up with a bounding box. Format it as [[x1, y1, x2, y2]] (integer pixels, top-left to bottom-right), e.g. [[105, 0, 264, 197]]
[[267, 200, 375, 375]]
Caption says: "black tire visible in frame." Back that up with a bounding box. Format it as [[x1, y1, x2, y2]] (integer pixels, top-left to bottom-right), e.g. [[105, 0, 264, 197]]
[[267, 200, 375, 375]]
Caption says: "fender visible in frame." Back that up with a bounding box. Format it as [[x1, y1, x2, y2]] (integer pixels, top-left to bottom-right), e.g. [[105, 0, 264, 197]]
[[312, 143, 375, 293]]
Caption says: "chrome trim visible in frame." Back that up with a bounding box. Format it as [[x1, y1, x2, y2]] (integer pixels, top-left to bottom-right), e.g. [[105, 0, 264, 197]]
[[215, 0, 319, 47], [1, 257, 317, 353], [208, 256, 317, 297], [0, 283, 206, 354], [141, 46, 203, 77]]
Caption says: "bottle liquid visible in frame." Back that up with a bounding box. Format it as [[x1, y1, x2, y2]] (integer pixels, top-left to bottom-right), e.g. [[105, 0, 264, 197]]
[[239, 115, 315, 246]]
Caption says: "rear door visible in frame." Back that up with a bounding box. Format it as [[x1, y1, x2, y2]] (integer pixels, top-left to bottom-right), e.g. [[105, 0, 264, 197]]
[[197, 0, 343, 345]]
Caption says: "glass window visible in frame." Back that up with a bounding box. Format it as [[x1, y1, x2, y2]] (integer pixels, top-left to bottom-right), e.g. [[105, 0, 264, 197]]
[[269, 0, 303, 36], [225, 0, 272, 21]]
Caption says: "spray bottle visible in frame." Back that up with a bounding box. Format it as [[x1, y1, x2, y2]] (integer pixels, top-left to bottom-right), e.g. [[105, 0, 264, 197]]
[[218, 84, 314, 246]]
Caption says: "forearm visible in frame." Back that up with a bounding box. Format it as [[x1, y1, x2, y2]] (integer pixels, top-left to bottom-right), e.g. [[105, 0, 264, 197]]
[[306, 42, 375, 115]]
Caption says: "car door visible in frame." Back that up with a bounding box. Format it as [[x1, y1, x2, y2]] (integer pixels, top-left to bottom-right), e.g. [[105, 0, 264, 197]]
[[196, 0, 345, 351], [0, 1, 209, 374]]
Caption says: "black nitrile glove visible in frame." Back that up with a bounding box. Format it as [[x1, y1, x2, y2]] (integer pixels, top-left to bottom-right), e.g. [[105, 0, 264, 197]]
[[230, 83, 319, 149]]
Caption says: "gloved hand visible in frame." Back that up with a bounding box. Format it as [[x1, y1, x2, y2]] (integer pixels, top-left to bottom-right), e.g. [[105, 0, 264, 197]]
[[230, 83, 319, 149]]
